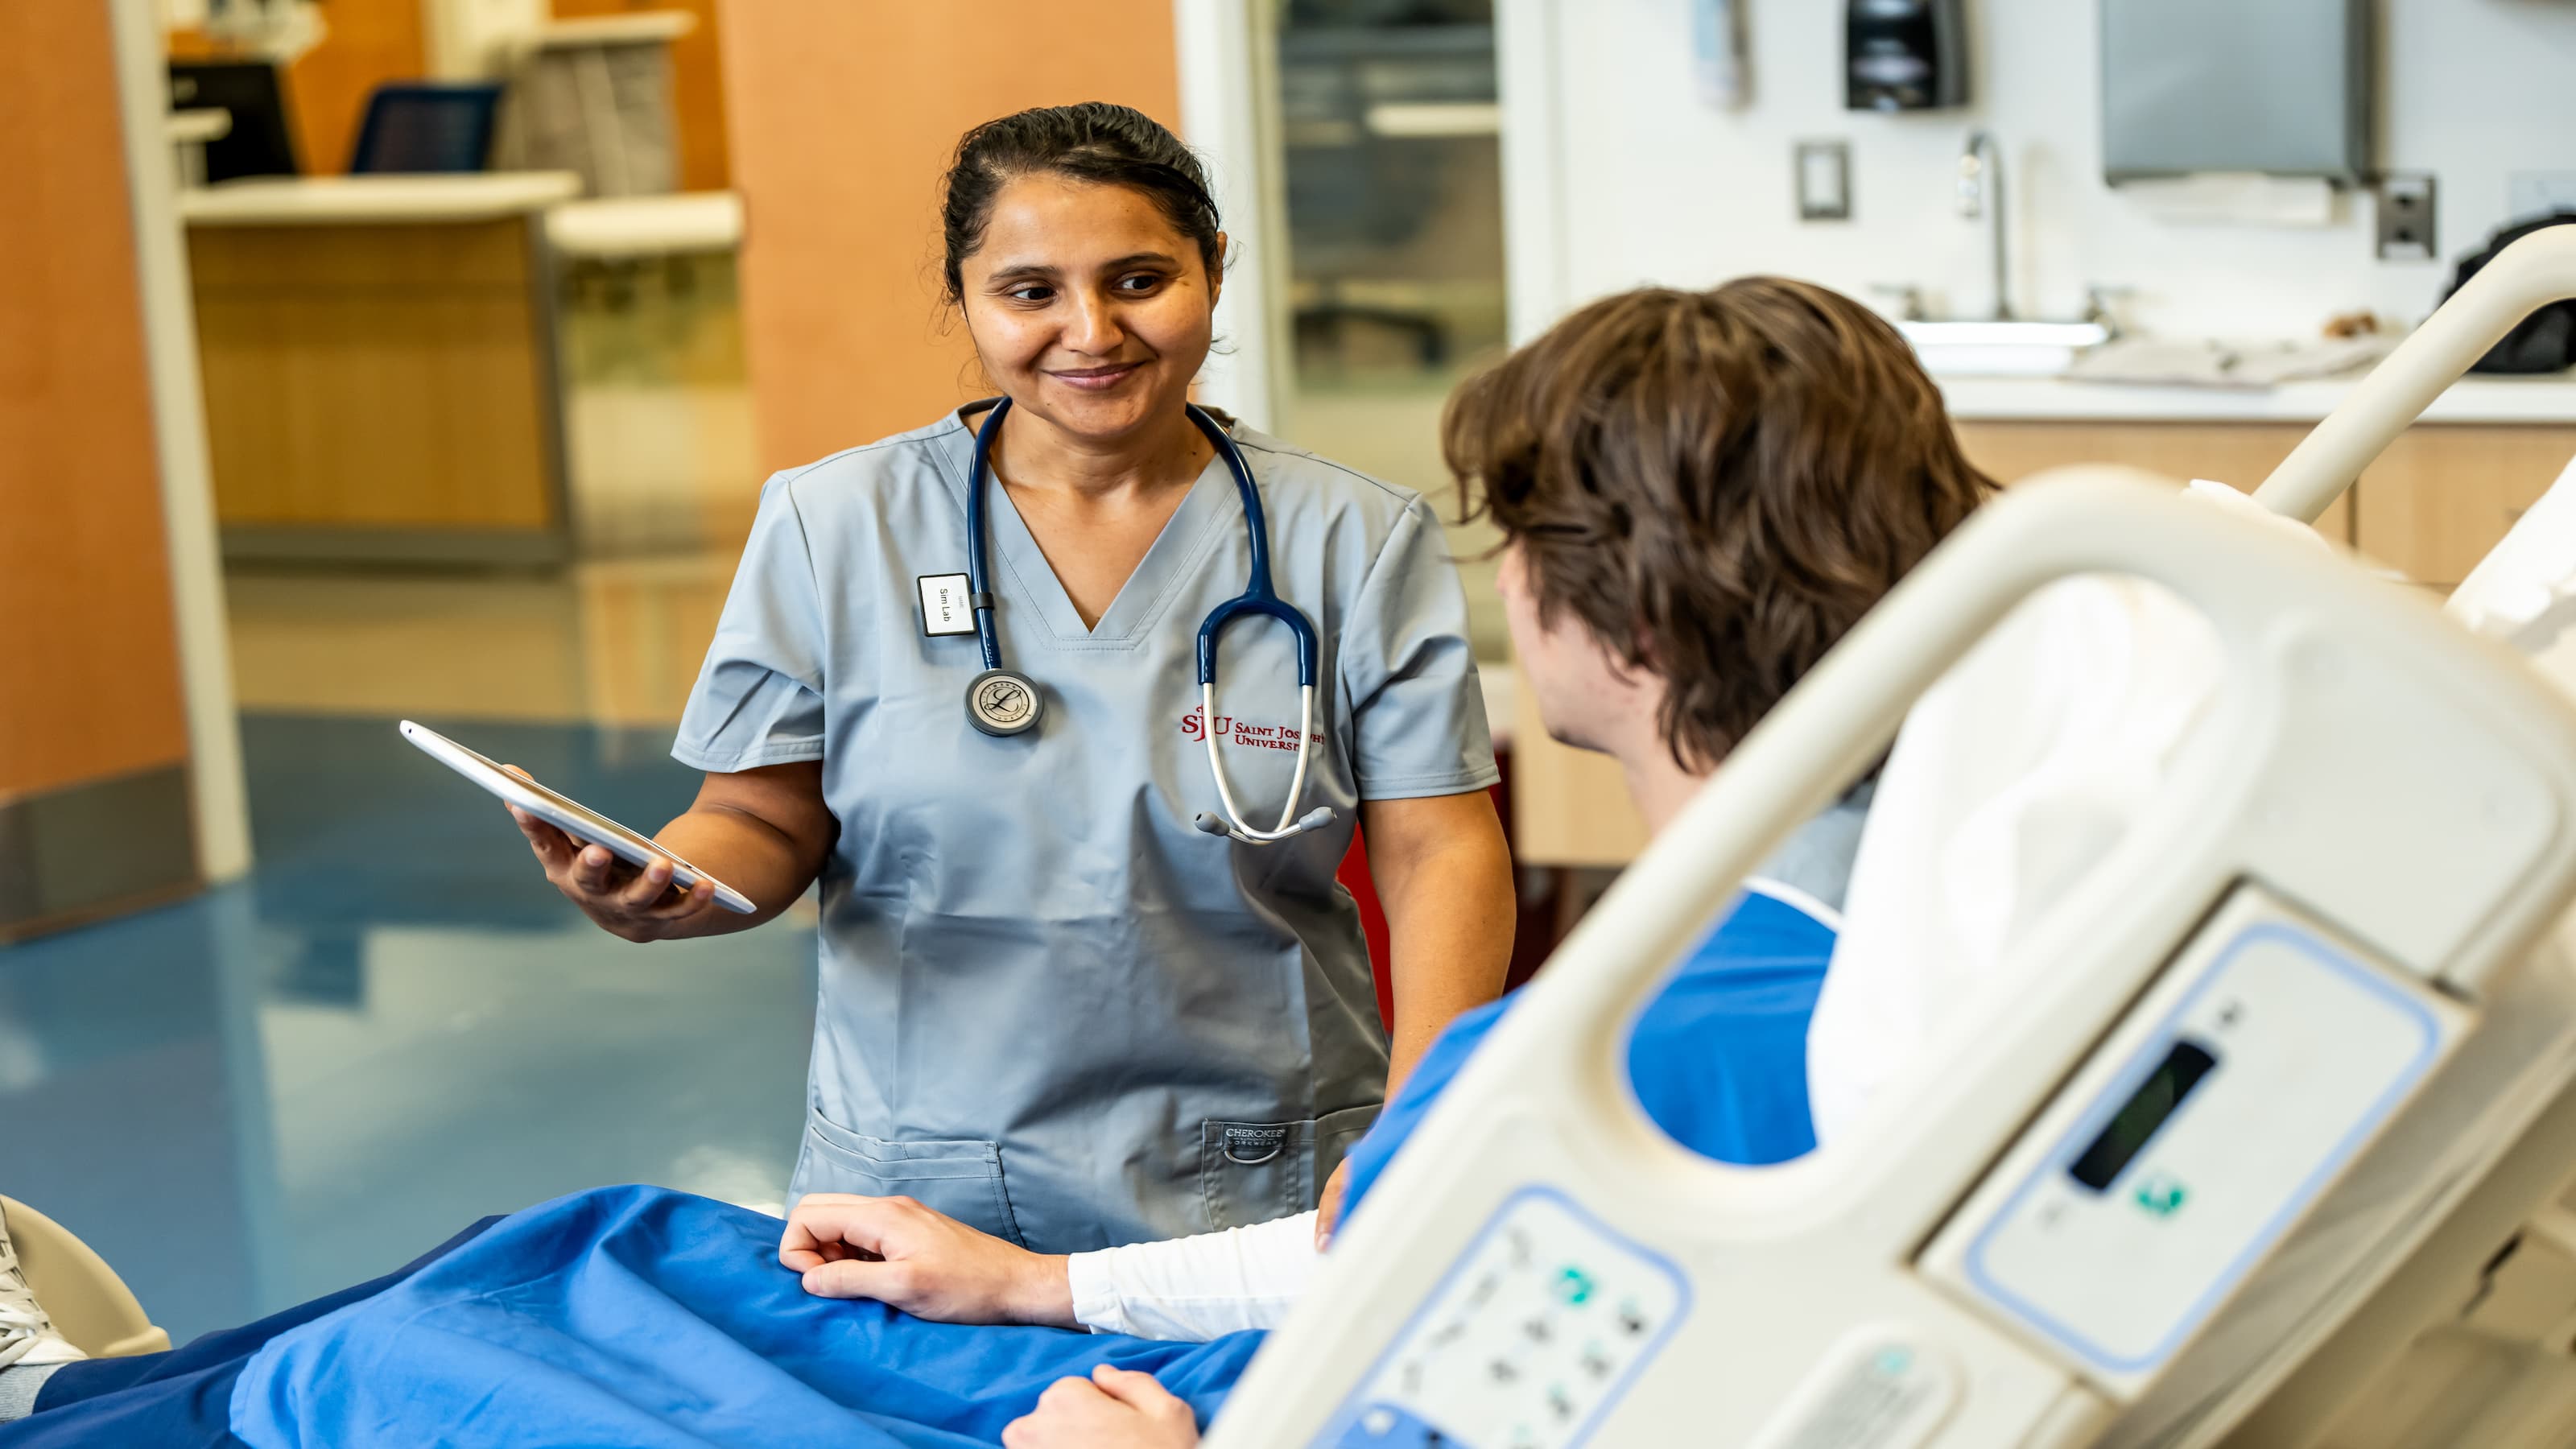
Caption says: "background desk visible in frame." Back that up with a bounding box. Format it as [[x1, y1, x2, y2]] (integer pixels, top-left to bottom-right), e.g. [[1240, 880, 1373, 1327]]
[[183, 173, 582, 566], [1510, 372, 2576, 868]]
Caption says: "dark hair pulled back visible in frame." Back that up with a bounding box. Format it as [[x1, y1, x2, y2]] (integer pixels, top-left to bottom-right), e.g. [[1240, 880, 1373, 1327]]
[[939, 103, 1223, 304]]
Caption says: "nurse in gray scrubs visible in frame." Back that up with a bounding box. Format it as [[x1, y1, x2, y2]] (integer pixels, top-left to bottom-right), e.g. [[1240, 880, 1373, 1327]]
[[506, 102, 1515, 1253]]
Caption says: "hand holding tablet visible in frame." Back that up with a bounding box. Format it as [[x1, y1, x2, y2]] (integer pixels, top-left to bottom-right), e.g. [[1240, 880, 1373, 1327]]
[[400, 720, 759, 924]]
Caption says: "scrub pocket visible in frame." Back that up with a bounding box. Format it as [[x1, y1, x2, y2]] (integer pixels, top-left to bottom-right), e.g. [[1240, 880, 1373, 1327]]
[[1198, 1102, 1381, 1230], [794, 1108, 1028, 1247]]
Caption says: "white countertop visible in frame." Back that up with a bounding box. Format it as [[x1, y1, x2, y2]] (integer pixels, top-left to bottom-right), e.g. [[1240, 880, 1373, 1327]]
[[181, 173, 584, 227], [547, 192, 743, 258], [166, 108, 231, 144], [1940, 371, 2576, 426], [531, 12, 696, 47]]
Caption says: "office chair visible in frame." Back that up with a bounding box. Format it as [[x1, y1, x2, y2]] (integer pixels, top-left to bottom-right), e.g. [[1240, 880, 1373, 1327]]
[[348, 83, 506, 174]]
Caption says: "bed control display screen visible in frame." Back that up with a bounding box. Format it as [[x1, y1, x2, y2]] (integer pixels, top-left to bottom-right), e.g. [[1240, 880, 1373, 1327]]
[[2067, 1039, 2219, 1192], [1956, 910, 2451, 1377]]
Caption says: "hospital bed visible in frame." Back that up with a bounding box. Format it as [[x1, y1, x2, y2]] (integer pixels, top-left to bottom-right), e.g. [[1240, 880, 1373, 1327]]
[[27, 233, 2576, 1446], [1218, 227, 2576, 1448], [1219, 469, 2576, 1448]]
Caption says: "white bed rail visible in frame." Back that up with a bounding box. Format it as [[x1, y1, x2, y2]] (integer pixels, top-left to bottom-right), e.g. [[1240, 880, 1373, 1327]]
[[2256, 225, 2576, 526]]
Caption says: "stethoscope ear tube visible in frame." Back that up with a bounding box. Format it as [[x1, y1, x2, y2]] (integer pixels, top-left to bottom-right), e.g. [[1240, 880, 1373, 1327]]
[[1197, 680, 1335, 844], [964, 398, 1014, 675]]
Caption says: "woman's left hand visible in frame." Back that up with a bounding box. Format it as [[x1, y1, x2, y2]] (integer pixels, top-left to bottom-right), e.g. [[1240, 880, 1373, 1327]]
[[1001, 1365, 1202, 1449], [781, 1194, 1075, 1327]]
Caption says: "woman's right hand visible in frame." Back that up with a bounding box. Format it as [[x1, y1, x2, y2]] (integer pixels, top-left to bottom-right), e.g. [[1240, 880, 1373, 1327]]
[[503, 766, 721, 941]]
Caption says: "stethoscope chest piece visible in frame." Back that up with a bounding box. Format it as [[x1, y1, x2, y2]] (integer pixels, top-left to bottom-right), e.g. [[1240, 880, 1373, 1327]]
[[965, 668, 1044, 737]]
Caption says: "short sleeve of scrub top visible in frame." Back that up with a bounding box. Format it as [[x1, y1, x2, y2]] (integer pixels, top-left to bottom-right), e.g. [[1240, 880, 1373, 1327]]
[[673, 473, 829, 771], [663, 413, 1496, 1257], [1337, 496, 1501, 801]]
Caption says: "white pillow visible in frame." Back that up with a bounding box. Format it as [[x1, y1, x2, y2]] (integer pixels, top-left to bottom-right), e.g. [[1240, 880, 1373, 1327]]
[[2447, 452, 2576, 687], [1804, 481, 2322, 1142]]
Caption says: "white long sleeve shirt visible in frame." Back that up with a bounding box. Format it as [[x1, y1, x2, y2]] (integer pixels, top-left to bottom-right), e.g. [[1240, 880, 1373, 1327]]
[[1065, 1212, 1323, 1340]]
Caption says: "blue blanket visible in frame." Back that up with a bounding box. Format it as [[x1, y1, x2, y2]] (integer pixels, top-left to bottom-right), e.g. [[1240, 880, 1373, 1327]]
[[9, 889, 1832, 1448], [233, 1188, 1265, 1448]]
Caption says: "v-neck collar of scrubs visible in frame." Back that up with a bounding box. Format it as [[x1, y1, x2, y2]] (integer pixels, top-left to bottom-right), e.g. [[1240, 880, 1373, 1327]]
[[932, 402, 1238, 646]]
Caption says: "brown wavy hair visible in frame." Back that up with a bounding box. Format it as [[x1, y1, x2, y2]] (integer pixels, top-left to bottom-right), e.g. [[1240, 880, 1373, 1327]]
[[1444, 278, 1996, 771]]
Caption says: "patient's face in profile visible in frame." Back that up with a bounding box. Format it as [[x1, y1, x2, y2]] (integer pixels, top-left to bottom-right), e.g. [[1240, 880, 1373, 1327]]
[[1499, 542, 1656, 757]]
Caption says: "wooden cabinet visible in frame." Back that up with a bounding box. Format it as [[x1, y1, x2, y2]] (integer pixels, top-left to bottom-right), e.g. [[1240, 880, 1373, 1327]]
[[188, 201, 573, 564], [1955, 419, 2576, 588], [1951, 421, 2356, 546], [2344, 427, 2576, 587], [1508, 417, 2576, 867]]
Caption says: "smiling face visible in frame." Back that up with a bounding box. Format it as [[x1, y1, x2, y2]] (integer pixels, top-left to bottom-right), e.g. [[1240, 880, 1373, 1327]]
[[955, 173, 1223, 447]]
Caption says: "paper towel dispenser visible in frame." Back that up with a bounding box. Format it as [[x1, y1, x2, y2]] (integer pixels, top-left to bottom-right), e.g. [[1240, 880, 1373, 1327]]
[[2101, 0, 2368, 183]]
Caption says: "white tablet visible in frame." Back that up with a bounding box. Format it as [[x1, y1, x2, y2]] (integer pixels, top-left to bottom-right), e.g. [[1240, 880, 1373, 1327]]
[[399, 720, 758, 914]]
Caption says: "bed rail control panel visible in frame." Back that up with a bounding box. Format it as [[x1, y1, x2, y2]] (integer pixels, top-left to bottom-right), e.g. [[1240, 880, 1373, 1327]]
[[1921, 886, 2467, 1394], [1315, 1189, 1688, 1447], [1743, 1328, 1965, 1449]]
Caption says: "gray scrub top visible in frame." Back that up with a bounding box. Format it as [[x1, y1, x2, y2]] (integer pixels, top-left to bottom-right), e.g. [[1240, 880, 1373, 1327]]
[[674, 404, 1497, 1253]]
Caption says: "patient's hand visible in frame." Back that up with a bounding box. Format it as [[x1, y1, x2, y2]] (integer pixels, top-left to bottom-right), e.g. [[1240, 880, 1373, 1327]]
[[781, 1194, 1075, 1327], [1315, 1159, 1352, 1249], [1001, 1365, 1201, 1449]]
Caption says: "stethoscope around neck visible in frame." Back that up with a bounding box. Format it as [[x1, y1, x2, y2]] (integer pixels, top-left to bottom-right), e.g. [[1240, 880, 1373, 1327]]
[[961, 396, 1335, 846]]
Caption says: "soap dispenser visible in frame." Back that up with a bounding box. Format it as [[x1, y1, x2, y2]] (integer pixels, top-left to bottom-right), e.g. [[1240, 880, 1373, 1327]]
[[1847, 0, 1968, 112]]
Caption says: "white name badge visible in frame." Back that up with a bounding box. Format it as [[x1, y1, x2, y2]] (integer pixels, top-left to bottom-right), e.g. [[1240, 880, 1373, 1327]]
[[919, 574, 976, 638]]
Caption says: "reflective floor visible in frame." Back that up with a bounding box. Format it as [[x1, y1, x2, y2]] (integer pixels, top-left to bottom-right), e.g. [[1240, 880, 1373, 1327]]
[[0, 258, 815, 1345], [0, 715, 817, 1344]]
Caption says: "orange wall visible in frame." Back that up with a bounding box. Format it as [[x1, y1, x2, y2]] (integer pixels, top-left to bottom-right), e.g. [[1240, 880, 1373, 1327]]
[[287, 0, 428, 171], [717, 1, 1182, 474], [1, 3, 191, 799], [552, 0, 732, 191]]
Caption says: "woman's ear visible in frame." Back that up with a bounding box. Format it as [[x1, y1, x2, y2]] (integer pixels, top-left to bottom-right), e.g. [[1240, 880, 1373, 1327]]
[[1208, 230, 1228, 308]]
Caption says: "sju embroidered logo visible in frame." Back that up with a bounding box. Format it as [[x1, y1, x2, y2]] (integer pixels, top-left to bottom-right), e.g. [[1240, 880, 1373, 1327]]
[[1178, 707, 1320, 752]]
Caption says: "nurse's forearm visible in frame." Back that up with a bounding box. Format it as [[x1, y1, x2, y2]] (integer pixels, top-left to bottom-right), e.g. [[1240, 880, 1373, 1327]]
[[624, 761, 834, 935], [513, 761, 831, 941], [647, 805, 824, 933], [1361, 791, 1516, 1089]]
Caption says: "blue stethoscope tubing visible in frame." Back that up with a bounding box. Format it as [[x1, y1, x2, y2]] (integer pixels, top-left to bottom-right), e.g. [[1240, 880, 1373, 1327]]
[[964, 397, 1335, 845]]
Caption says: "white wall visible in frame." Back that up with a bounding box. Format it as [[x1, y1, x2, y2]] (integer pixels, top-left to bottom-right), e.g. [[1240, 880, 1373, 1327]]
[[1509, 0, 2576, 340], [1174, 0, 1290, 433], [115, 0, 253, 881]]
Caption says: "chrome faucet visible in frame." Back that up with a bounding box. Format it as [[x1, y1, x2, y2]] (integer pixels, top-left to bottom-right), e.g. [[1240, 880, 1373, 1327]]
[[1957, 131, 2011, 320]]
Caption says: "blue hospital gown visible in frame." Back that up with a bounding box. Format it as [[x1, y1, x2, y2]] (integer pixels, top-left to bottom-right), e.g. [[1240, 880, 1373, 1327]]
[[6, 889, 1833, 1448]]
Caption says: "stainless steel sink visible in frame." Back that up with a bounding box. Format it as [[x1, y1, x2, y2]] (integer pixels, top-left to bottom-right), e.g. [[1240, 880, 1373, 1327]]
[[1898, 319, 2112, 377], [1887, 133, 2118, 378]]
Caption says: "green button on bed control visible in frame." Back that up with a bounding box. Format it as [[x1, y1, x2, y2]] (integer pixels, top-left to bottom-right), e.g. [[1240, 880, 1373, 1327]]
[[2133, 1174, 2188, 1217]]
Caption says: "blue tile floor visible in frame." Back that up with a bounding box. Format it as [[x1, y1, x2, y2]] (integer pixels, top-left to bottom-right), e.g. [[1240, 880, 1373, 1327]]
[[0, 714, 818, 1344]]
